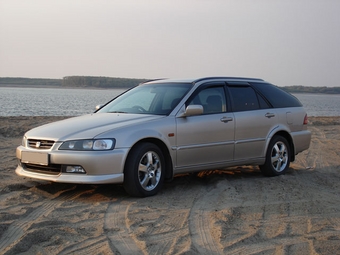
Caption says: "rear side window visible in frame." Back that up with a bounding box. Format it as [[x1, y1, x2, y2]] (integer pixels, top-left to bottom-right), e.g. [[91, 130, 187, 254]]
[[251, 82, 302, 108], [228, 86, 260, 112]]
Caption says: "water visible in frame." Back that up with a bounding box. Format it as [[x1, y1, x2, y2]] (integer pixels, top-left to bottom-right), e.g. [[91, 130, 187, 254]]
[[292, 93, 340, 117], [0, 87, 125, 116], [0, 87, 339, 117]]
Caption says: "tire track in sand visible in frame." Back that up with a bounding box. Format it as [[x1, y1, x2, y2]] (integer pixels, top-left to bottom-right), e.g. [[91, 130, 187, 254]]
[[103, 199, 144, 254], [188, 184, 225, 255], [0, 185, 83, 254], [129, 208, 190, 254], [58, 236, 114, 255]]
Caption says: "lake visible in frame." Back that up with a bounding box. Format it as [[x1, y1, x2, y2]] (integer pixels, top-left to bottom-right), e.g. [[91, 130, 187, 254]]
[[0, 87, 339, 117], [0, 87, 125, 116]]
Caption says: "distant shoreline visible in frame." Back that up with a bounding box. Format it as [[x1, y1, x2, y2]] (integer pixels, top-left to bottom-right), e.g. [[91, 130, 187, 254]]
[[0, 84, 129, 90], [0, 84, 62, 88], [1, 79, 340, 94], [2, 84, 340, 95], [0, 76, 146, 90]]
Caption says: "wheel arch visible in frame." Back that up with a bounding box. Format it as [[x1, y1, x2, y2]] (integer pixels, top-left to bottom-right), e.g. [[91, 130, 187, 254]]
[[125, 138, 174, 181]]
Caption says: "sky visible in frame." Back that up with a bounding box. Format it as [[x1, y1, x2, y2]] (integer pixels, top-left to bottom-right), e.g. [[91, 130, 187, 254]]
[[1, 0, 340, 87]]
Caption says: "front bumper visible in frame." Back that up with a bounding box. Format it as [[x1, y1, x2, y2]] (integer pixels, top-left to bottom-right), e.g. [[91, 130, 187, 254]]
[[16, 145, 128, 184]]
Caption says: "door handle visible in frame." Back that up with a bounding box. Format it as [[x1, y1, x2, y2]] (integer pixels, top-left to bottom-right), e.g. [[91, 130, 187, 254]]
[[265, 112, 275, 118], [220, 116, 233, 123]]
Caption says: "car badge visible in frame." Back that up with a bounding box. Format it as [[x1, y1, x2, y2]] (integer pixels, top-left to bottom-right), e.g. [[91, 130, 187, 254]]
[[35, 142, 41, 148]]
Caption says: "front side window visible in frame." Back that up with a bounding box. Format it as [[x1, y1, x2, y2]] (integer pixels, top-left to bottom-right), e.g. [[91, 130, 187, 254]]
[[188, 86, 227, 114]]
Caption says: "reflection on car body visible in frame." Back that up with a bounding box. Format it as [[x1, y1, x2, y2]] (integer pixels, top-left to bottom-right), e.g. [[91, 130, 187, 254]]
[[16, 77, 312, 197]]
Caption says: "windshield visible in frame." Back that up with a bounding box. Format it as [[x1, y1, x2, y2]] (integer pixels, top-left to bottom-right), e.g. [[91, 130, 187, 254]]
[[97, 83, 192, 115]]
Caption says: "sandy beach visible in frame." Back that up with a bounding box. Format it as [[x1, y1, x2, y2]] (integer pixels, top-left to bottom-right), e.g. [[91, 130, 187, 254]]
[[1, 116, 340, 254]]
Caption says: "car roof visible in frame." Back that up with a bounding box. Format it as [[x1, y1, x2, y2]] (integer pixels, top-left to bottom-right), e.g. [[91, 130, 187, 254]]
[[142, 77, 265, 85]]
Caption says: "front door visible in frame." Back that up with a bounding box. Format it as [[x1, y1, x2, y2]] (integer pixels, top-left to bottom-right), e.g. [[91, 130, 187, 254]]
[[175, 84, 235, 170]]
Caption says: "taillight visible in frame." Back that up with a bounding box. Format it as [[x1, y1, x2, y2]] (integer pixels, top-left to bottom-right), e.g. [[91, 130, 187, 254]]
[[303, 114, 308, 125]]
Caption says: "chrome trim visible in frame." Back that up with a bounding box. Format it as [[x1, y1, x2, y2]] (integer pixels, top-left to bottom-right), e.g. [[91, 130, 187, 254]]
[[235, 138, 266, 144], [176, 141, 234, 151]]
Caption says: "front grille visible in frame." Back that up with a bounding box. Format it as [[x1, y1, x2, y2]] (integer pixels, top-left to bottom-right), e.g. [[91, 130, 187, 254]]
[[23, 163, 62, 175], [28, 139, 55, 149]]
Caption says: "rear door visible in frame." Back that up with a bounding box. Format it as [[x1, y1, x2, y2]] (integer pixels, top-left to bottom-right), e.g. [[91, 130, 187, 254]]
[[175, 83, 235, 169], [227, 84, 277, 160]]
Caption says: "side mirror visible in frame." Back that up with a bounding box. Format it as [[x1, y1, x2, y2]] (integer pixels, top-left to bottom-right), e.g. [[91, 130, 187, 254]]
[[177, 105, 203, 117], [95, 104, 103, 111]]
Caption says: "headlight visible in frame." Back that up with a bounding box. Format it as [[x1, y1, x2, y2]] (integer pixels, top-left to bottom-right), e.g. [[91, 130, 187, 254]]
[[59, 139, 115, 151]]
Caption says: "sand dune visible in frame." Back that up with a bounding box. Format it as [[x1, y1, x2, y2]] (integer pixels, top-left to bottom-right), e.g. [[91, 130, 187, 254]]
[[0, 116, 340, 254]]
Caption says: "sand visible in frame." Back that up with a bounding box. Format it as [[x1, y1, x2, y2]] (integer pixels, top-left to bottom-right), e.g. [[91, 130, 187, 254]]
[[0, 116, 340, 254]]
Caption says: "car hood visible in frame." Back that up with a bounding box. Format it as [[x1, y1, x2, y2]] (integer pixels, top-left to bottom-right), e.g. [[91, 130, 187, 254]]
[[25, 113, 165, 141]]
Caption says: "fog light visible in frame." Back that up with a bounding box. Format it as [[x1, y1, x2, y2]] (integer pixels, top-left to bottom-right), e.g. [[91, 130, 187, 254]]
[[65, 165, 86, 173]]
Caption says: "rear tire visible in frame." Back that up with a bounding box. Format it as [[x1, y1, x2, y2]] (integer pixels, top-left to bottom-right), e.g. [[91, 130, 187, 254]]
[[123, 143, 165, 197], [260, 135, 291, 177]]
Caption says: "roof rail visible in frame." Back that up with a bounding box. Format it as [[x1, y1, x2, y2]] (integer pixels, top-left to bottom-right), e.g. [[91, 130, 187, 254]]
[[193, 77, 264, 83], [141, 78, 167, 84]]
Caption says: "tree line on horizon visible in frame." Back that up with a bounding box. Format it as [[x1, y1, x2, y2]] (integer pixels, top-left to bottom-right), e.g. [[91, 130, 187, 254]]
[[61, 76, 147, 88], [280, 85, 340, 94], [0, 77, 62, 86], [1, 77, 340, 94], [0, 76, 147, 88]]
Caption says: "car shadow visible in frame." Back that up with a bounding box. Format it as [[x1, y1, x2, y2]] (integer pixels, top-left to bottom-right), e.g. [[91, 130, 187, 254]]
[[28, 165, 326, 201]]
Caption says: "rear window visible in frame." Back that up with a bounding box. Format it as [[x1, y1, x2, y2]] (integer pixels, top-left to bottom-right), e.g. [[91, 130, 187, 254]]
[[251, 82, 302, 108]]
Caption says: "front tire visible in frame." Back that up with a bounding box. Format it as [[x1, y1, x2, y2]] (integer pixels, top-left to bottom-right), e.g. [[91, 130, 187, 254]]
[[123, 143, 165, 197], [260, 135, 291, 177]]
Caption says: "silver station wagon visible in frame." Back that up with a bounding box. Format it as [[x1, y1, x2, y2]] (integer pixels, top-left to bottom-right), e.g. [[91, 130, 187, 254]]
[[16, 77, 311, 197]]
